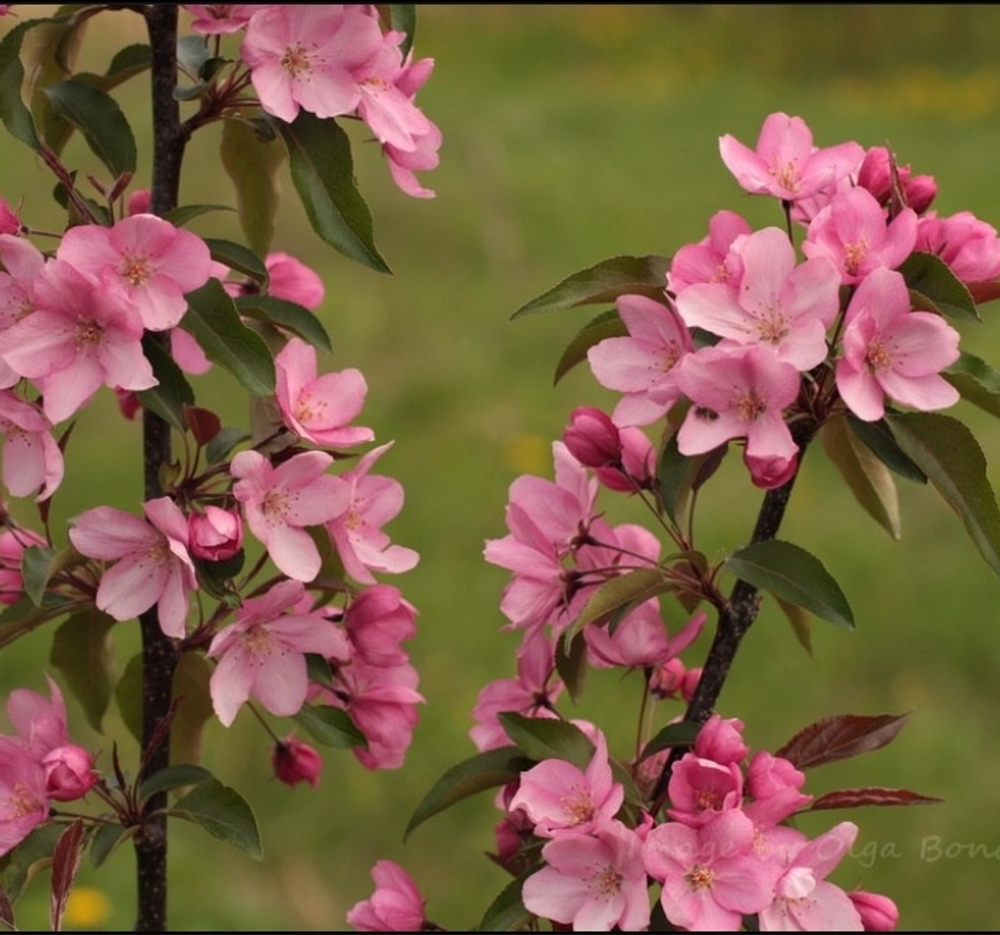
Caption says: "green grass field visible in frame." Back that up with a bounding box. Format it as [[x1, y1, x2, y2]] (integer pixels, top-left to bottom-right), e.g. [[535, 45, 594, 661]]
[[4, 5, 1000, 930]]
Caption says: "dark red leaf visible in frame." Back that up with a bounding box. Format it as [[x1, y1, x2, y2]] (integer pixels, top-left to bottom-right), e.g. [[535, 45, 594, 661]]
[[50, 819, 86, 932], [775, 712, 909, 770], [0, 886, 14, 930], [184, 405, 222, 446], [809, 786, 943, 810], [968, 280, 1000, 305]]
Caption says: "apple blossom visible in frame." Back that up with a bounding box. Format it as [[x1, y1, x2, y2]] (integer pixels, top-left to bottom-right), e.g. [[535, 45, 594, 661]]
[[849, 890, 900, 932], [188, 506, 243, 562], [915, 210, 1000, 284], [0, 390, 64, 501], [0, 738, 49, 858], [265, 251, 325, 309], [271, 734, 323, 789], [667, 209, 752, 295], [346, 860, 427, 932], [0, 525, 46, 605]]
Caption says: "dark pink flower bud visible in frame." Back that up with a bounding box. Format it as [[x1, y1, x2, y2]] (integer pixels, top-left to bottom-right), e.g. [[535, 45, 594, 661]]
[[849, 890, 899, 932], [594, 425, 656, 492], [127, 189, 151, 216], [694, 714, 748, 765], [649, 658, 686, 699], [272, 735, 323, 788], [745, 449, 798, 490], [115, 389, 142, 421], [42, 744, 97, 801], [681, 666, 701, 703], [563, 406, 622, 468], [188, 506, 243, 562], [0, 197, 20, 236]]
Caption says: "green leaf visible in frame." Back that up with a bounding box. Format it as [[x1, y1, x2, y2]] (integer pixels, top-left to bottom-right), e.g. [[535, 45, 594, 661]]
[[82, 42, 151, 91], [21, 545, 59, 606], [0, 18, 45, 151], [139, 764, 213, 803], [566, 567, 673, 641], [203, 237, 268, 285], [405, 746, 535, 841], [43, 76, 137, 177], [170, 652, 215, 767], [89, 823, 134, 869], [554, 630, 587, 704], [137, 333, 195, 431], [235, 295, 332, 354], [497, 712, 594, 768], [724, 539, 854, 629], [170, 778, 263, 860], [274, 112, 389, 273], [183, 279, 275, 396], [640, 719, 700, 760], [176, 35, 209, 81], [164, 203, 234, 227], [476, 872, 534, 932], [846, 412, 927, 484], [293, 703, 367, 749], [899, 251, 979, 321], [553, 308, 626, 385], [775, 594, 812, 656], [656, 429, 727, 525], [886, 411, 1000, 577], [0, 824, 63, 903], [115, 652, 143, 744], [220, 115, 285, 257], [384, 5, 417, 57], [23, 16, 86, 155], [49, 608, 116, 733], [512, 254, 671, 319], [205, 425, 249, 465], [944, 350, 1000, 421], [0, 594, 75, 650], [820, 412, 901, 539]]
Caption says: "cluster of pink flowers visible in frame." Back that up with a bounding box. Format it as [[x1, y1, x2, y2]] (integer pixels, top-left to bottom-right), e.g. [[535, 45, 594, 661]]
[[184, 4, 441, 197]]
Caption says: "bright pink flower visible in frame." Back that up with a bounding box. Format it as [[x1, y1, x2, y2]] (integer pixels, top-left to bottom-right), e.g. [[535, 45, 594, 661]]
[[563, 406, 622, 468], [857, 146, 937, 215], [915, 210, 1000, 283], [593, 424, 656, 493], [522, 820, 651, 932], [0, 234, 45, 388], [69, 498, 197, 638], [208, 579, 347, 727], [42, 744, 97, 801], [0, 737, 49, 858], [0, 198, 19, 236], [668, 210, 752, 295], [588, 294, 694, 426], [241, 5, 384, 123], [126, 188, 151, 215], [585, 602, 705, 670], [5, 675, 69, 757], [719, 113, 863, 202], [0, 525, 46, 604], [188, 506, 243, 562], [0, 390, 64, 501], [836, 267, 960, 422], [346, 860, 427, 932], [849, 890, 899, 932], [184, 4, 258, 34], [171, 327, 212, 375], [803, 187, 918, 284], [231, 449, 350, 582], [344, 584, 417, 668], [694, 714, 748, 766], [381, 54, 441, 199], [275, 338, 374, 449], [747, 750, 808, 801], [675, 344, 801, 470], [508, 731, 623, 838], [667, 752, 744, 827], [759, 822, 863, 931], [326, 442, 418, 585], [57, 214, 213, 331], [265, 252, 325, 309], [644, 809, 777, 931], [0, 258, 156, 424], [271, 734, 323, 788]]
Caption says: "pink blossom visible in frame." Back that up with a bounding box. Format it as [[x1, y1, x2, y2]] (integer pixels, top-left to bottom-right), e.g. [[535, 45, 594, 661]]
[[5, 675, 69, 757], [508, 731, 623, 838], [0, 391, 63, 501], [835, 267, 960, 422], [719, 112, 863, 202], [344, 584, 417, 667], [915, 210, 1000, 283], [57, 214, 213, 331], [126, 188, 151, 215], [592, 424, 656, 493], [184, 4, 258, 34], [0, 525, 46, 604], [275, 337, 374, 449], [0, 737, 49, 858], [0, 234, 45, 388], [668, 209, 752, 295], [381, 54, 441, 198], [208, 579, 347, 727], [644, 809, 777, 931], [849, 890, 899, 932], [271, 734, 323, 788], [0, 258, 156, 424], [588, 294, 694, 426], [346, 860, 427, 932], [188, 506, 243, 562], [326, 442, 418, 585], [265, 252, 324, 308], [42, 744, 97, 801], [171, 327, 212, 375], [69, 497, 197, 638], [667, 752, 744, 827], [231, 449, 350, 582], [694, 714, 748, 766], [747, 750, 808, 801], [522, 820, 651, 931], [585, 602, 705, 670], [563, 406, 622, 468], [241, 6, 384, 123], [857, 146, 937, 215], [803, 187, 917, 284], [676, 226, 841, 370], [0, 197, 20, 236]]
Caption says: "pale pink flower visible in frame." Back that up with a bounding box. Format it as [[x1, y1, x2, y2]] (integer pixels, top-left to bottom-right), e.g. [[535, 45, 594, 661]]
[[5, 675, 69, 757], [326, 442, 418, 585], [522, 820, 651, 931], [915, 210, 1000, 283], [0, 234, 46, 388], [346, 860, 427, 932], [835, 267, 960, 422], [803, 187, 918, 284], [668, 209, 752, 295], [265, 251, 324, 308], [69, 497, 197, 638], [171, 327, 212, 375], [644, 810, 777, 931], [184, 4, 258, 34], [0, 390, 64, 501], [208, 579, 347, 727], [588, 294, 694, 426], [240, 5, 384, 123], [231, 449, 350, 582], [0, 737, 49, 858], [720, 112, 864, 202], [0, 525, 46, 604], [585, 601, 705, 670], [57, 214, 213, 331], [381, 54, 441, 198], [275, 338, 374, 449], [677, 226, 841, 370], [272, 734, 323, 788], [188, 506, 243, 562], [0, 258, 156, 424]]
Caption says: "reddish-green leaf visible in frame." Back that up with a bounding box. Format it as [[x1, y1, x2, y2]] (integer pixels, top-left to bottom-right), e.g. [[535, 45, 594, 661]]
[[405, 746, 535, 840], [477, 871, 535, 932], [49, 820, 85, 932], [567, 567, 674, 641], [809, 786, 942, 810], [724, 539, 854, 629], [184, 406, 222, 446], [776, 713, 910, 770], [497, 711, 594, 768], [512, 254, 670, 319], [886, 411, 1000, 577], [553, 308, 626, 385]]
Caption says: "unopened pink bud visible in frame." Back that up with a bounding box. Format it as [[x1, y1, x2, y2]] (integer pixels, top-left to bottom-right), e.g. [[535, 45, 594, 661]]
[[272, 735, 323, 788], [849, 890, 899, 932], [904, 174, 937, 215], [127, 189, 151, 216], [594, 425, 655, 492], [43, 744, 97, 801], [694, 714, 748, 765], [188, 506, 243, 562], [681, 667, 702, 703], [649, 658, 686, 699], [563, 406, 622, 468]]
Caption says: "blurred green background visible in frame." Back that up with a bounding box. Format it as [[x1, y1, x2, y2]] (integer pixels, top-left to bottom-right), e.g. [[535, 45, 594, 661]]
[[4, 4, 1000, 930]]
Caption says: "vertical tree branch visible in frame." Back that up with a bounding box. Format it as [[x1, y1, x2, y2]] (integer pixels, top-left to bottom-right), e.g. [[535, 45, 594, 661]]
[[135, 5, 188, 931]]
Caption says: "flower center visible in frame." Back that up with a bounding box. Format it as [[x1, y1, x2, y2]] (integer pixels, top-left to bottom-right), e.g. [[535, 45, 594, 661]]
[[559, 785, 596, 825], [119, 252, 153, 287], [756, 310, 789, 344], [843, 239, 869, 276], [736, 388, 767, 423], [591, 863, 623, 899], [686, 864, 716, 892], [294, 391, 328, 427], [281, 43, 314, 79], [866, 337, 893, 372], [262, 489, 292, 524], [75, 318, 104, 349], [770, 160, 800, 194]]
